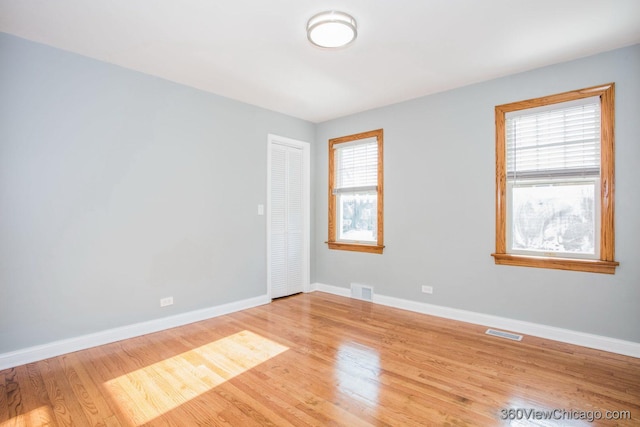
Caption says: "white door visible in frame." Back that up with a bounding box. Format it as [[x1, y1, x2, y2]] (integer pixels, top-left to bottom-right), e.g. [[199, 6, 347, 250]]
[[267, 135, 310, 299]]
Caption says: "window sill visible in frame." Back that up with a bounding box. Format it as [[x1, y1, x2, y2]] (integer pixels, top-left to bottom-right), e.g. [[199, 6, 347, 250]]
[[327, 241, 385, 254], [491, 253, 619, 274]]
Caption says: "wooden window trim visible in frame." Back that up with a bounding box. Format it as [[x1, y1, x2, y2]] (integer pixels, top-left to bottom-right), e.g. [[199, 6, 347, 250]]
[[327, 129, 384, 254], [492, 83, 619, 274]]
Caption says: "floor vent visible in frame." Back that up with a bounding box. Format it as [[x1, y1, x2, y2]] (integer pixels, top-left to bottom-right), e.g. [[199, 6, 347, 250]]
[[485, 329, 523, 341], [351, 283, 373, 301]]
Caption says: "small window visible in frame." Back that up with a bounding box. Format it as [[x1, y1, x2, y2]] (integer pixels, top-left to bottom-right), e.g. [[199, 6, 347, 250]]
[[328, 129, 384, 254], [493, 84, 618, 274]]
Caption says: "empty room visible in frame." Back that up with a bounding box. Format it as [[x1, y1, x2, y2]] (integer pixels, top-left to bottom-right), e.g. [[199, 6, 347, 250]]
[[1, 1, 639, 426]]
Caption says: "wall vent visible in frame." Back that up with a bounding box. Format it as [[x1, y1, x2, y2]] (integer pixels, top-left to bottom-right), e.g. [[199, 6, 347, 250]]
[[485, 328, 523, 341], [350, 283, 373, 301]]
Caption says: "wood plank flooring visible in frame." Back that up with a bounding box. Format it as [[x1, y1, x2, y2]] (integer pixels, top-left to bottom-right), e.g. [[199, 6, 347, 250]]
[[1, 292, 638, 426]]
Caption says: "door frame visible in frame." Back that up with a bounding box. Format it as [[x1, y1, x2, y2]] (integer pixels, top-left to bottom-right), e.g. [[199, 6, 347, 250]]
[[266, 134, 311, 299]]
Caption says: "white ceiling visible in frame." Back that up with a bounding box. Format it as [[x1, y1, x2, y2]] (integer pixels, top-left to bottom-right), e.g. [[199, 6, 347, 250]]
[[1, 1, 639, 123]]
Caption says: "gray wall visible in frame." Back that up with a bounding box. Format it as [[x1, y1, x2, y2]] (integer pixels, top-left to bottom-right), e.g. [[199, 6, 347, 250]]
[[0, 33, 315, 353], [1, 32, 638, 354], [314, 44, 640, 343]]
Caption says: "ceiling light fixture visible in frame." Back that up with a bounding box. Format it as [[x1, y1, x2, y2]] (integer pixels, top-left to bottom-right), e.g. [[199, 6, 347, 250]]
[[307, 11, 357, 49]]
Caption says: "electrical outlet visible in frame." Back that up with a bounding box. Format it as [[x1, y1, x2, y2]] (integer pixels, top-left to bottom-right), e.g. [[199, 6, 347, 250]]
[[160, 297, 174, 307], [421, 285, 433, 294]]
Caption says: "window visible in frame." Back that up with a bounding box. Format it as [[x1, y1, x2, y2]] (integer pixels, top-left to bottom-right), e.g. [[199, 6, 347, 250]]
[[328, 129, 384, 254], [493, 84, 618, 274]]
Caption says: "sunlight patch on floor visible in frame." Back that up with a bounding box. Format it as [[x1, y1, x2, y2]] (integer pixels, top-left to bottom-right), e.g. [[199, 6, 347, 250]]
[[104, 330, 288, 425], [0, 406, 55, 426]]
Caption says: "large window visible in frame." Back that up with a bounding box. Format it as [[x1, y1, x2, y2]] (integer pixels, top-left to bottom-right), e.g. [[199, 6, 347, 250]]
[[328, 129, 384, 254], [493, 84, 618, 274]]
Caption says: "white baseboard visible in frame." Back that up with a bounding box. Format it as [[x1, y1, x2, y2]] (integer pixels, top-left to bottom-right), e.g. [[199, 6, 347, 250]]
[[311, 282, 640, 358], [0, 294, 270, 371], [312, 282, 351, 297], [4, 285, 637, 370]]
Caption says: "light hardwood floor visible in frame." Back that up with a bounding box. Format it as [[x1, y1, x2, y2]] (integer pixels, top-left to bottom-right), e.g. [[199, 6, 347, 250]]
[[1, 292, 639, 426]]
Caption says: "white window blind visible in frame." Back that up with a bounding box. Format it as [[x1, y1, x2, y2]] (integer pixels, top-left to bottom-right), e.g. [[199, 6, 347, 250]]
[[334, 137, 378, 194], [506, 97, 600, 180]]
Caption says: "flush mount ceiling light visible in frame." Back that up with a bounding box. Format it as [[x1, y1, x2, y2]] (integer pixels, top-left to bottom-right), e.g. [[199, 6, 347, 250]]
[[307, 11, 357, 48]]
